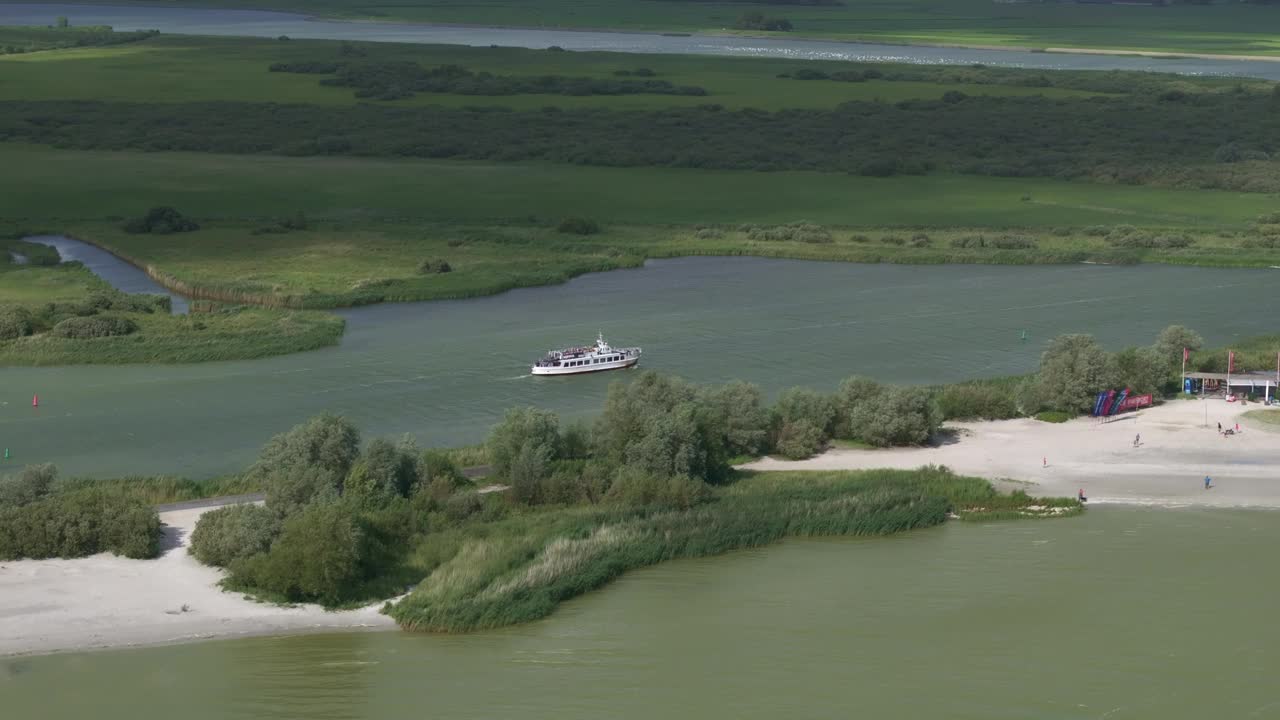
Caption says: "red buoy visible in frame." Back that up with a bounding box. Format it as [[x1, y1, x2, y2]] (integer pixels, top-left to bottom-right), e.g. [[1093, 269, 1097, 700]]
[[32, 393, 38, 408]]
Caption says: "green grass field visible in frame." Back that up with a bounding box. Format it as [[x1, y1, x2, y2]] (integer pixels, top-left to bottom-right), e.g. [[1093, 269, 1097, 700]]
[[29, 0, 1280, 56], [8, 145, 1274, 228], [3, 143, 1277, 310], [0, 34, 1110, 111]]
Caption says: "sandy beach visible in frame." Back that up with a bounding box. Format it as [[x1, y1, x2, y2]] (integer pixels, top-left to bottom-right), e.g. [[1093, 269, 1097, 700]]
[[744, 398, 1280, 508], [0, 504, 396, 658]]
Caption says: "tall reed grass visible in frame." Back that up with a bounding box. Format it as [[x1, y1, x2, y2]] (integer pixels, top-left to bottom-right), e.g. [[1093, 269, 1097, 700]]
[[389, 467, 1078, 632]]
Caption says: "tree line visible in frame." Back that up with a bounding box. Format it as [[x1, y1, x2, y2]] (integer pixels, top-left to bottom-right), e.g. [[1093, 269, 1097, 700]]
[[3, 87, 1277, 190]]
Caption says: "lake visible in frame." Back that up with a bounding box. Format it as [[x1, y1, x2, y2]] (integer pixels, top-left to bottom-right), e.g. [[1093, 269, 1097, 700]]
[[4, 507, 1278, 718], [3, 3, 1280, 80], [1, 257, 1277, 479]]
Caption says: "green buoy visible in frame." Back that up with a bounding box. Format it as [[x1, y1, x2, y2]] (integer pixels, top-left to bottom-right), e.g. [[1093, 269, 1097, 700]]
[[3, 448, 8, 460], [1020, 330, 1028, 342]]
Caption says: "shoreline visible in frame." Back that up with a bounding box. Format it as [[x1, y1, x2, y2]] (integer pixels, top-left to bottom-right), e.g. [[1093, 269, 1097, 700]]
[[744, 398, 1280, 508], [0, 504, 397, 658]]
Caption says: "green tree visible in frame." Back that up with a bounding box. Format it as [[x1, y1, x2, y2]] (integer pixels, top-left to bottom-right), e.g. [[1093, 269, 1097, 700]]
[[831, 376, 885, 437], [772, 386, 835, 438], [1113, 346, 1168, 395], [0, 463, 55, 507], [1036, 334, 1118, 413], [775, 418, 825, 459], [249, 414, 361, 516], [345, 437, 417, 507], [702, 381, 770, 457], [507, 440, 552, 505], [230, 502, 367, 604], [55, 16, 69, 28], [846, 387, 941, 447], [488, 406, 561, 479], [189, 503, 279, 567], [1152, 324, 1204, 377]]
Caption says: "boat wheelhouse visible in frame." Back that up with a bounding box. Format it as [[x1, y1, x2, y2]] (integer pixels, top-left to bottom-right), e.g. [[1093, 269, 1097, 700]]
[[531, 333, 641, 376]]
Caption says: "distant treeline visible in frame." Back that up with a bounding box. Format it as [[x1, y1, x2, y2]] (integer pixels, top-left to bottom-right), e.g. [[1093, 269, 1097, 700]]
[[269, 61, 708, 100], [0, 25, 158, 55], [3, 88, 1279, 190]]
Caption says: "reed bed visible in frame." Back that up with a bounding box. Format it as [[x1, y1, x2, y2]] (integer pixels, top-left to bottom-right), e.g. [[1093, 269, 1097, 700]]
[[389, 467, 1077, 632]]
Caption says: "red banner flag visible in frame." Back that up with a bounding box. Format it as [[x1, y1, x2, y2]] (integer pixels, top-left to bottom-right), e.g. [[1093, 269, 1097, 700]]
[[1228, 351, 1235, 374], [1183, 348, 1189, 362]]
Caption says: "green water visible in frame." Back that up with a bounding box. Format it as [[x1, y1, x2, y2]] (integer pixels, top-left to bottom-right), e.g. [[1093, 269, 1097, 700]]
[[4, 508, 1278, 718], [2, 258, 1278, 478]]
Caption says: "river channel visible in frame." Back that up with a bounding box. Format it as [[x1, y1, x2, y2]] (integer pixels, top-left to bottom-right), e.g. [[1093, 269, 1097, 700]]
[[4, 507, 1279, 718], [1, 255, 1277, 479], [3, 3, 1280, 80]]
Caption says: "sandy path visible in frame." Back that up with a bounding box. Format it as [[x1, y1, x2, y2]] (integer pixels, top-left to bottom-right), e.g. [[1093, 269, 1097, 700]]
[[0, 505, 396, 658], [743, 399, 1280, 508]]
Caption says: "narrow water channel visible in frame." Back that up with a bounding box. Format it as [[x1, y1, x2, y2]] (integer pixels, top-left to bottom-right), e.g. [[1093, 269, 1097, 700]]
[[23, 235, 189, 314]]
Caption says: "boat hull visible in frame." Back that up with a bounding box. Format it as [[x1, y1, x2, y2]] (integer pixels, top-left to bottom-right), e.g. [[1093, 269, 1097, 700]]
[[531, 357, 640, 376]]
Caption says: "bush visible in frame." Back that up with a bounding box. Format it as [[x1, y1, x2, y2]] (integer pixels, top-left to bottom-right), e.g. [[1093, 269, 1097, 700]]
[[417, 258, 452, 274], [845, 387, 940, 447], [344, 437, 418, 507], [1035, 410, 1072, 423], [50, 315, 139, 339], [489, 406, 562, 479], [248, 414, 361, 516], [605, 466, 708, 509], [227, 501, 369, 603], [0, 305, 34, 340], [773, 387, 835, 440], [0, 485, 160, 560], [937, 384, 1019, 420], [189, 502, 279, 567], [122, 206, 199, 234], [557, 217, 600, 235], [775, 418, 825, 459], [0, 463, 55, 507]]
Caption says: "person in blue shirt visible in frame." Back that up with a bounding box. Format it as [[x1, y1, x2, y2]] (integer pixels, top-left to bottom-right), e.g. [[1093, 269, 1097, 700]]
[[1204, 476, 1212, 490]]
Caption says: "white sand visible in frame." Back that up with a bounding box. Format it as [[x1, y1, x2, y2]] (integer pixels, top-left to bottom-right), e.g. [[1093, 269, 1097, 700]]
[[743, 398, 1280, 508], [0, 505, 395, 658]]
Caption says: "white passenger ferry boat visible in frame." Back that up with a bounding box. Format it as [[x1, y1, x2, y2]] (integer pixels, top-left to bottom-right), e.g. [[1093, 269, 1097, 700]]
[[531, 333, 641, 376]]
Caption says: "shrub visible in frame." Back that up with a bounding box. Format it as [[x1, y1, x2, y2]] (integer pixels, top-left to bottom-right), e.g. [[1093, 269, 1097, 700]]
[[189, 502, 279, 567], [845, 386, 940, 447], [247, 414, 361, 516], [849, 234, 871, 243], [123, 206, 199, 234], [417, 258, 452, 274], [489, 406, 562, 479], [880, 234, 905, 246], [227, 501, 369, 603], [775, 418, 825, 459], [605, 467, 708, 509], [345, 438, 418, 507], [0, 463, 56, 507], [990, 235, 1037, 250], [1035, 410, 1072, 423], [0, 486, 160, 560], [773, 387, 836, 440], [937, 384, 1019, 421], [557, 217, 600, 235], [0, 305, 34, 340], [50, 315, 138, 339]]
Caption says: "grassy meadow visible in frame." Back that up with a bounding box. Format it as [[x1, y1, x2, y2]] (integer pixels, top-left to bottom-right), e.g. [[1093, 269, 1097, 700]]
[[29, 0, 1280, 56]]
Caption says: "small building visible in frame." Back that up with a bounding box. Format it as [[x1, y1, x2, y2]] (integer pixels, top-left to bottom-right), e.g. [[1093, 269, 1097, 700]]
[[1183, 371, 1278, 402]]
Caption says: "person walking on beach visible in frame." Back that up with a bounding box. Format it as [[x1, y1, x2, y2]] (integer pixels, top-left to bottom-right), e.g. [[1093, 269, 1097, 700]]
[[1217, 422, 1222, 433], [1133, 433, 1141, 448], [1204, 475, 1213, 490]]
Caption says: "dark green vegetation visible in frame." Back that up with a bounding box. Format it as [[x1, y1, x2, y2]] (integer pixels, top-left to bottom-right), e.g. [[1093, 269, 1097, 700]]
[[0, 464, 161, 560], [0, 24, 156, 55], [6, 45, 1279, 192], [41, 0, 1280, 56], [186, 403, 1076, 624]]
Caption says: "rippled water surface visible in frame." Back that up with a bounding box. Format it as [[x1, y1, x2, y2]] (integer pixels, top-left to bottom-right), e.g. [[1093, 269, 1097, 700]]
[[4, 508, 1279, 719], [1, 258, 1277, 478]]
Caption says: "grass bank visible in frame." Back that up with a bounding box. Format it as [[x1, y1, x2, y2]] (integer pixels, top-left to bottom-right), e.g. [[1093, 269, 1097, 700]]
[[388, 467, 1079, 632], [30, 0, 1280, 57]]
